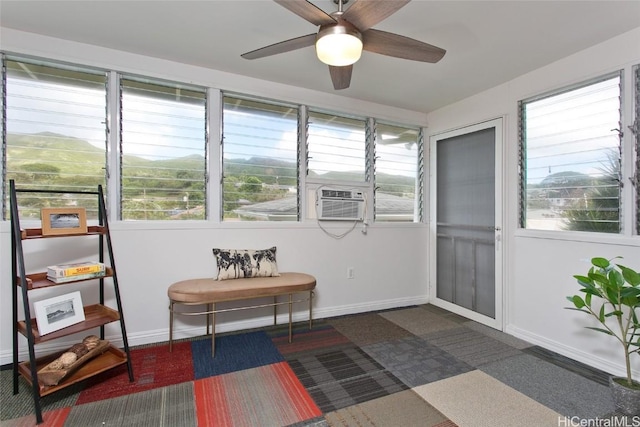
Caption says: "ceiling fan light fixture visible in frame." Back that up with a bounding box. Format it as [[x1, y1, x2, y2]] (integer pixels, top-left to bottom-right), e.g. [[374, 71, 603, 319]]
[[316, 22, 363, 67]]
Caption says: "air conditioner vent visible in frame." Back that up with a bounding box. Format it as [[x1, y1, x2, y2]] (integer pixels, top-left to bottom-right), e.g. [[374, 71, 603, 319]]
[[317, 188, 365, 221], [321, 189, 356, 199]]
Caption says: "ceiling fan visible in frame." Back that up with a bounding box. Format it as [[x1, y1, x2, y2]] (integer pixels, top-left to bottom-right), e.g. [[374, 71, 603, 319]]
[[241, 0, 446, 90]]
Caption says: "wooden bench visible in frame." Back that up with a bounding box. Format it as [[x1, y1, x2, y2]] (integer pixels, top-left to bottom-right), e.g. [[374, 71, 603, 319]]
[[167, 272, 316, 356]]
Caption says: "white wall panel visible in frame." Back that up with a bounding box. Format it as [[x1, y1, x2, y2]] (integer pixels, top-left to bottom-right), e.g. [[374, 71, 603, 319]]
[[426, 27, 640, 378]]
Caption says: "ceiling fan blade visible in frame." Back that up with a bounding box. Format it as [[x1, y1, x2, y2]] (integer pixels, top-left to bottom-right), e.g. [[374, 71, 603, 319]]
[[241, 34, 317, 60], [342, 0, 410, 31], [329, 65, 353, 90], [362, 29, 446, 63], [274, 0, 336, 26]]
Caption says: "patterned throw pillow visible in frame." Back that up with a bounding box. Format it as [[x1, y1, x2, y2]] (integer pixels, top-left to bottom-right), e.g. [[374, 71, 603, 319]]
[[212, 247, 280, 280]]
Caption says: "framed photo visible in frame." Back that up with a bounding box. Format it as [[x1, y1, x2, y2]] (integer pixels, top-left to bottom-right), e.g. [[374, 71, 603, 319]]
[[41, 207, 87, 236], [33, 291, 85, 335]]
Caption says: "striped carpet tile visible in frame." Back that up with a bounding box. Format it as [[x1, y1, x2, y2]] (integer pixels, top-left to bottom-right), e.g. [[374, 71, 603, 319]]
[[65, 382, 196, 427], [194, 361, 321, 426]]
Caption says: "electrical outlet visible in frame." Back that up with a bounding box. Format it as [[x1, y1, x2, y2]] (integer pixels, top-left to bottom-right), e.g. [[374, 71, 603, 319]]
[[347, 267, 354, 279]]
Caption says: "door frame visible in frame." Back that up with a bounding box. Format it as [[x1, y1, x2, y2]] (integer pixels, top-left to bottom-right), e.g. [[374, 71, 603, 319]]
[[428, 118, 504, 330]]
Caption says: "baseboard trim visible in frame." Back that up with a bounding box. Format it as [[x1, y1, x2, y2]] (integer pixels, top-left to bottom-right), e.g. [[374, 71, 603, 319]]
[[505, 324, 639, 379], [1, 295, 427, 366]]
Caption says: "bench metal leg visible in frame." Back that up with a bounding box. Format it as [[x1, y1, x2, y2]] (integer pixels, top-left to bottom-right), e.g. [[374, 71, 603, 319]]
[[309, 290, 314, 330], [288, 293, 293, 343], [211, 303, 216, 357], [206, 303, 212, 335], [273, 296, 277, 326], [169, 300, 174, 352]]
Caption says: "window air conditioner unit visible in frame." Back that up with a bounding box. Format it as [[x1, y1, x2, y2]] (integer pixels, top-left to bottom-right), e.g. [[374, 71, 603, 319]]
[[317, 188, 365, 221]]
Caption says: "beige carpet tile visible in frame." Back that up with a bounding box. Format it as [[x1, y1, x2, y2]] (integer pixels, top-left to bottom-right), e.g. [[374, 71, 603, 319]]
[[324, 389, 450, 427], [413, 370, 562, 427], [328, 313, 413, 346], [420, 305, 470, 324], [380, 307, 460, 335], [462, 321, 533, 349]]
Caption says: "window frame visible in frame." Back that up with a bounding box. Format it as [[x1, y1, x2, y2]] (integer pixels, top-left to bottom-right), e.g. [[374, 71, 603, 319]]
[[518, 71, 624, 234], [1, 53, 426, 226]]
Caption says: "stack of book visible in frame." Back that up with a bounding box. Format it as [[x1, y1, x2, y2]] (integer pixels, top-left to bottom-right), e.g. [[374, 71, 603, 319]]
[[47, 262, 106, 283]]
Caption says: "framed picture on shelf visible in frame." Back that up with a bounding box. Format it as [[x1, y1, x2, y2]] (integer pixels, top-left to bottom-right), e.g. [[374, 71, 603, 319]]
[[41, 207, 87, 236], [33, 291, 85, 335]]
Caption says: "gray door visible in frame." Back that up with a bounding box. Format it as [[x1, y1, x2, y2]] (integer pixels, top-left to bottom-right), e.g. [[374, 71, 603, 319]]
[[430, 119, 502, 326]]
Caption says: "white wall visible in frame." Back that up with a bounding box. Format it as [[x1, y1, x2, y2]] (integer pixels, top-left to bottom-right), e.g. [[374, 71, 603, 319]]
[[1, 25, 639, 383], [0, 28, 429, 365], [426, 27, 640, 379]]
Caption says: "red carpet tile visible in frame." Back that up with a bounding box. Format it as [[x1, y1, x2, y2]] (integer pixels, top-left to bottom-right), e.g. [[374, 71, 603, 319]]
[[76, 341, 193, 404], [272, 327, 351, 355], [195, 361, 321, 426]]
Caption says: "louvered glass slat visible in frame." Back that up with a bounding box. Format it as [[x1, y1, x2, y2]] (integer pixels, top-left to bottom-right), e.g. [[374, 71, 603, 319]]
[[521, 74, 622, 232], [375, 123, 419, 222], [120, 78, 206, 220], [307, 110, 366, 181], [3, 59, 107, 220], [222, 96, 298, 221]]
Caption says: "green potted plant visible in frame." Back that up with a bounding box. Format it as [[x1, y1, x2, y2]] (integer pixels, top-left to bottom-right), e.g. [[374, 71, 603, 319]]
[[566, 257, 640, 415]]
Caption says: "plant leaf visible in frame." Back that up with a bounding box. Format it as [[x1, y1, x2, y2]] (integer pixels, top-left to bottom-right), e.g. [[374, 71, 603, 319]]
[[618, 264, 640, 286], [567, 295, 586, 309], [592, 257, 610, 269], [585, 327, 613, 335]]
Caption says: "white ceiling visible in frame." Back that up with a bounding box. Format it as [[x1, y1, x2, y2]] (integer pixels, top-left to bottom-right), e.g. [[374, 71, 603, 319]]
[[1, 1, 639, 113]]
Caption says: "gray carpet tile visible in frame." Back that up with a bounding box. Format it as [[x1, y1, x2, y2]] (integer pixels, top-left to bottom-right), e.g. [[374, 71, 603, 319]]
[[0, 369, 81, 420], [480, 353, 615, 419], [327, 312, 413, 346], [380, 307, 461, 335], [462, 320, 533, 349], [64, 381, 196, 427], [363, 335, 474, 388], [422, 326, 522, 367], [523, 345, 611, 386]]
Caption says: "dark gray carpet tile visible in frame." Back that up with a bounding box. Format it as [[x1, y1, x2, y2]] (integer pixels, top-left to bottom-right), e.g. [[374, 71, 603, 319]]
[[422, 326, 522, 367], [327, 312, 413, 346], [462, 320, 533, 349], [362, 335, 474, 388], [0, 369, 81, 420], [65, 382, 196, 427], [288, 346, 387, 388], [307, 370, 408, 413], [286, 344, 408, 413], [523, 345, 611, 387], [480, 353, 615, 419]]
